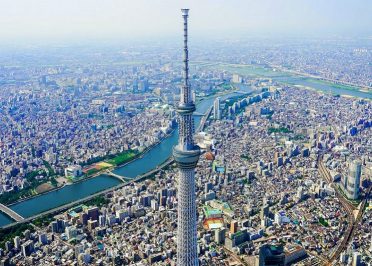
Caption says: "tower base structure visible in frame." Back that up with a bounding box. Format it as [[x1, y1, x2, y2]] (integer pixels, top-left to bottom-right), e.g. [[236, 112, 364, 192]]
[[174, 146, 200, 266]]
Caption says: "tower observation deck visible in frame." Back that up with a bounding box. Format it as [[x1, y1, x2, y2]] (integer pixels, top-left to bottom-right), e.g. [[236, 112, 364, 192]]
[[173, 8, 201, 266]]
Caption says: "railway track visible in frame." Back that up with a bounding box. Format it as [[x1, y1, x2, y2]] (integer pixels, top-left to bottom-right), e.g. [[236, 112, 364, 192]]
[[317, 155, 370, 264]]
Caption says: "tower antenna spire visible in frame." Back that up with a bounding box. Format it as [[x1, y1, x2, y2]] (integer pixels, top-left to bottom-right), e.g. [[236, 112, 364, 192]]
[[173, 8, 201, 266]]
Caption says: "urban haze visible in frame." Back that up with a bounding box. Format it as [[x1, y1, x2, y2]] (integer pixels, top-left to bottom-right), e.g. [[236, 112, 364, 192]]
[[0, 1, 371, 266]]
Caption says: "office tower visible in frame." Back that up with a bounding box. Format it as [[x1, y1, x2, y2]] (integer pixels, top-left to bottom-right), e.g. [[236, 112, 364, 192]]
[[173, 8, 201, 266], [21, 240, 34, 257], [192, 90, 196, 103], [296, 186, 304, 201], [230, 220, 238, 234], [139, 79, 149, 92], [205, 182, 213, 193], [5, 241, 12, 252], [65, 226, 78, 240], [79, 212, 88, 225], [99, 215, 106, 227], [215, 227, 226, 244], [345, 160, 362, 200], [260, 204, 270, 220], [232, 74, 242, 83], [24, 229, 31, 240], [276, 156, 283, 167], [339, 251, 347, 264], [258, 244, 285, 266], [214, 97, 221, 120], [87, 207, 99, 221], [51, 221, 58, 233], [75, 245, 85, 260], [352, 252, 361, 266], [274, 152, 279, 163], [14, 236, 21, 250], [39, 233, 48, 245]]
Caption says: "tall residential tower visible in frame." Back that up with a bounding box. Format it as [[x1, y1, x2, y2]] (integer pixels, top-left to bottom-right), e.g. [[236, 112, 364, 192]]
[[345, 160, 362, 200], [214, 97, 221, 120], [173, 8, 201, 266]]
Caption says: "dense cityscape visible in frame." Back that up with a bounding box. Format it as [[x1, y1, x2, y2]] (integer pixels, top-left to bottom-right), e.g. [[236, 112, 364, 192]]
[[0, 2, 371, 266]]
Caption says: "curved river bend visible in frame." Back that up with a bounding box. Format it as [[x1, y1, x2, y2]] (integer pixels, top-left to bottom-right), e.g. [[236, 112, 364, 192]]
[[0, 90, 250, 227], [1, 79, 370, 227]]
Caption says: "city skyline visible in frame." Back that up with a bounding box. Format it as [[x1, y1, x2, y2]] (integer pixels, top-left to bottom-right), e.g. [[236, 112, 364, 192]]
[[0, 2, 370, 265]]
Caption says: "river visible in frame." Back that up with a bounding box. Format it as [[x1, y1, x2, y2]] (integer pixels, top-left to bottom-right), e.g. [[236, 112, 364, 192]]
[[0, 90, 249, 227], [279, 76, 372, 99], [1, 75, 368, 227], [210, 63, 372, 99]]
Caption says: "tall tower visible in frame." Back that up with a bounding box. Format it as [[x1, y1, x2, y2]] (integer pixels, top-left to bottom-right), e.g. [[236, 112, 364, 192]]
[[173, 8, 200, 266], [214, 97, 221, 120], [346, 160, 362, 200]]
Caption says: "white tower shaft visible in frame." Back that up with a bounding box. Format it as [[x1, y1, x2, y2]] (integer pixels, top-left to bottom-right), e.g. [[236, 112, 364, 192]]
[[173, 8, 200, 266]]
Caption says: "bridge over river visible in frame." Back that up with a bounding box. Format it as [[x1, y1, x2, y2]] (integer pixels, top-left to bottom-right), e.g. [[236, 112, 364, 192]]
[[0, 204, 24, 222], [105, 171, 129, 182]]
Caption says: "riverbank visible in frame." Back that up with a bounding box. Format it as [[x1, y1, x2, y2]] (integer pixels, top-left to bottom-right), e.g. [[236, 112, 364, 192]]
[[1, 71, 370, 228], [7, 183, 66, 207], [0, 88, 256, 228], [1, 157, 177, 229], [1, 127, 178, 208], [267, 63, 372, 92], [291, 84, 372, 102], [198, 61, 371, 93], [0, 92, 221, 227], [196, 85, 240, 105]]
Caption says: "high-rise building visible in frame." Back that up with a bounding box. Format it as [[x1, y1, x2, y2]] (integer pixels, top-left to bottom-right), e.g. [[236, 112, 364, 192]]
[[232, 74, 242, 83], [192, 90, 196, 103], [260, 204, 270, 219], [5, 241, 12, 252], [344, 160, 362, 200], [215, 227, 226, 244], [87, 206, 99, 221], [139, 79, 149, 92], [173, 8, 201, 266], [352, 252, 361, 266], [14, 236, 21, 250], [39, 233, 48, 245], [213, 97, 221, 120], [258, 244, 285, 266], [230, 220, 238, 234], [21, 240, 34, 257]]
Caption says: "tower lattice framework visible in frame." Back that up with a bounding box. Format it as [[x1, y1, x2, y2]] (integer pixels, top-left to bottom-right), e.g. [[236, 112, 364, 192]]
[[173, 8, 201, 266]]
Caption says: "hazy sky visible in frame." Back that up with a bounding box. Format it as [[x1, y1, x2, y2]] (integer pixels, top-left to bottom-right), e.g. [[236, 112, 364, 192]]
[[0, 0, 371, 43]]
